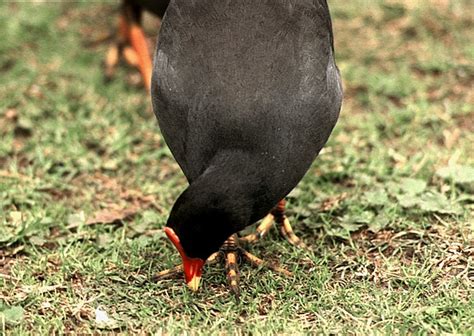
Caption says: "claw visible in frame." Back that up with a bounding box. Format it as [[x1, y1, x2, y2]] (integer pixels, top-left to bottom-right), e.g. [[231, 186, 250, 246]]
[[278, 216, 308, 249]]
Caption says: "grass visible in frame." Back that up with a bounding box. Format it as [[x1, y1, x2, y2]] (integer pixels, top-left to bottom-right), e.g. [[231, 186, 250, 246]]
[[0, 0, 473, 334]]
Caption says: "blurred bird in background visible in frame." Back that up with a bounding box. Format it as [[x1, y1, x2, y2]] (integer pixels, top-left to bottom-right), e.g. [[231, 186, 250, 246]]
[[104, 0, 169, 91]]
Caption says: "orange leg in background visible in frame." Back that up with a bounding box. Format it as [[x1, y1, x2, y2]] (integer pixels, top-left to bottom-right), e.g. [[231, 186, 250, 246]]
[[124, 12, 153, 91], [105, 1, 154, 91]]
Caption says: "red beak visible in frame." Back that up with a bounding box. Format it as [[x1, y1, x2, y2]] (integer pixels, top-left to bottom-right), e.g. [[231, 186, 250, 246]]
[[164, 227, 205, 291]]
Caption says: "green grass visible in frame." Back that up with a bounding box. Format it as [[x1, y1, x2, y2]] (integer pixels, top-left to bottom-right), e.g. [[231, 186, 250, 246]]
[[1, 1, 473, 334]]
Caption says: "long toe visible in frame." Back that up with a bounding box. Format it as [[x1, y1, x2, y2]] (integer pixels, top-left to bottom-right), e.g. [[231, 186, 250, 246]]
[[272, 200, 310, 250], [224, 249, 240, 297], [279, 216, 309, 250], [154, 264, 183, 280]]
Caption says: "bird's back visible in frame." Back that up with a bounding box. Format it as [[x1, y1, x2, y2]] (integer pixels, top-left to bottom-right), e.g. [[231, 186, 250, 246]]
[[152, 0, 342, 208]]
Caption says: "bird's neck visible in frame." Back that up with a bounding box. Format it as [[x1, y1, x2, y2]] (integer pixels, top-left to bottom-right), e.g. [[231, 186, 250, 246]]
[[187, 150, 270, 228]]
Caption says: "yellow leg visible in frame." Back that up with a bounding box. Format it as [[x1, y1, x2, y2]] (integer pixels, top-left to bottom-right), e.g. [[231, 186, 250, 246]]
[[155, 233, 292, 295], [279, 216, 307, 249], [239, 199, 309, 249], [221, 235, 240, 296], [239, 213, 274, 244], [206, 252, 221, 264], [272, 200, 308, 249], [224, 251, 240, 296]]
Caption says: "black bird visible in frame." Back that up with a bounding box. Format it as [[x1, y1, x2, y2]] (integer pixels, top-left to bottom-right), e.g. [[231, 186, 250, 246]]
[[105, 0, 170, 90], [152, 0, 342, 292]]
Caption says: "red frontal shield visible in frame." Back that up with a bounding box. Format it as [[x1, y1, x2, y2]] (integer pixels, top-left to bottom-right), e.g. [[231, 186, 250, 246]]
[[164, 227, 205, 286]]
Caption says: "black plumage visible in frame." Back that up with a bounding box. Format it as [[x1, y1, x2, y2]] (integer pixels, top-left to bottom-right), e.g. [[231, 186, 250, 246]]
[[128, 0, 169, 18], [152, 0, 342, 263]]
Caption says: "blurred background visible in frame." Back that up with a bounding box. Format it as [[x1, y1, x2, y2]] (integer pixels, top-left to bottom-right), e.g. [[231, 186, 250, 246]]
[[0, 1, 472, 334]]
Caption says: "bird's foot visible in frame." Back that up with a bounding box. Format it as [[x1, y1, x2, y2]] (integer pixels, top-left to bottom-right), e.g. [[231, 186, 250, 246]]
[[104, 3, 153, 91], [155, 234, 292, 297], [239, 199, 309, 249]]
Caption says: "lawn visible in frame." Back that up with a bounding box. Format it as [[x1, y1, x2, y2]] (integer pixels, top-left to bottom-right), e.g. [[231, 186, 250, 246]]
[[0, 1, 473, 334]]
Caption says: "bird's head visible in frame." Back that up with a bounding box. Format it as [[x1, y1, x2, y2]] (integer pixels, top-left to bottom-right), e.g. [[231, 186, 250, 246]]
[[165, 186, 246, 291], [163, 226, 206, 291]]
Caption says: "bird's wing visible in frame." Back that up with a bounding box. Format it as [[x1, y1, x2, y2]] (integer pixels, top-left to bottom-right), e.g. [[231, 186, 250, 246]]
[[152, 0, 342, 182]]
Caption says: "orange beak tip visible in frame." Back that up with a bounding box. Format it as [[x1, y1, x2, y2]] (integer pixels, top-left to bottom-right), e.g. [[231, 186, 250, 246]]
[[186, 276, 202, 292], [164, 227, 205, 290]]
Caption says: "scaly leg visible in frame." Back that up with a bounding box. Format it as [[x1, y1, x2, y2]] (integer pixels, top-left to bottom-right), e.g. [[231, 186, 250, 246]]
[[221, 235, 241, 296], [238, 213, 274, 244], [239, 199, 308, 249], [155, 234, 292, 296], [272, 199, 308, 249]]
